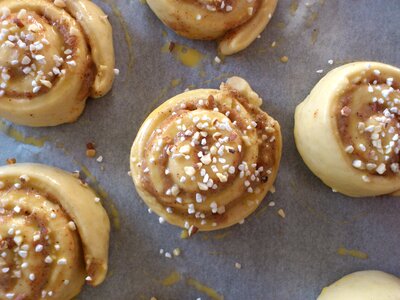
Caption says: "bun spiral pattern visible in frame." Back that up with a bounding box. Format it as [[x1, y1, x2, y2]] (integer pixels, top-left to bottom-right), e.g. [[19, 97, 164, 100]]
[[295, 62, 400, 197], [131, 77, 282, 231], [0, 0, 115, 127], [146, 0, 278, 55], [0, 163, 110, 300]]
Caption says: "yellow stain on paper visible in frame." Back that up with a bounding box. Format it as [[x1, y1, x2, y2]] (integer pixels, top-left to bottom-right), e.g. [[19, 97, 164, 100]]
[[208, 251, 224, 256], [337, 246, 368, 260], [289, 0, 299, 15], [201, 231, 230, 241], [171, 78, 182, 87], [180, 229, 189, 239], [306, 11, 319, 27], [187, 278, 224, 300], [198, 69, 207, 78], [276, 22, 287, 30], [255, 205, 269, 218], [0, 120, 47, 147], [311, 28, 319, 45], [162, 42, 204, 68], [200, 72, 233, 86], [159, 272, 224, 300], [161, 271, 181, 286]]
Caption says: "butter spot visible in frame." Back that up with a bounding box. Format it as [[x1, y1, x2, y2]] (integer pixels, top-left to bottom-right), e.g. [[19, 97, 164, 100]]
[[186, 278, 224, 300], [337, 246, 368, 260], [162, 42, 204, 68], [161, 271, 181, 286], [0, 121, 47, 147]]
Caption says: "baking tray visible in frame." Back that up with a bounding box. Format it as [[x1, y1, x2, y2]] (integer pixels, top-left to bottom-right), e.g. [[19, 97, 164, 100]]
[[0, 0, 399, 299]]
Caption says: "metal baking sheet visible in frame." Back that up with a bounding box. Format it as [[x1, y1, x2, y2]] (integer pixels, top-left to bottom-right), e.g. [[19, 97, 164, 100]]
[[1, 0, 399, 299]]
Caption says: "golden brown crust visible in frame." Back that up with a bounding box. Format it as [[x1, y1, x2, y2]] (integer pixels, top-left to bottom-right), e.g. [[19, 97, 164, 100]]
[[131, 77, 282, 231], [147, 0, 278, 55], [0, 163, 110, 300], [0, 0, 115, 127]]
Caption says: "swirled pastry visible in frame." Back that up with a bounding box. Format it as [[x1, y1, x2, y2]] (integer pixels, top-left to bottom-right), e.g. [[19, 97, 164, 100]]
[[146, 0, 278, 55], [131, 77, 282, 231], [317, 270, 400, 300], [0, 0, 115, 127], [0, 163, 110, 300], [295, 62, 400, 197]]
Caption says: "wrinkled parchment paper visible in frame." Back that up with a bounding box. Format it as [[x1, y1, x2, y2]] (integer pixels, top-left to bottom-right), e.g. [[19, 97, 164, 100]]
[[0, 0, 399, 299]]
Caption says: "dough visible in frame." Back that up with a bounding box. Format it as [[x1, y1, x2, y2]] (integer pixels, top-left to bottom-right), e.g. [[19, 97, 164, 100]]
[[0, 163, 110, 299], [318, 270, 400, 300], [131, 77, 282, 231], [295, 62, 400, 197], [147, 0, 278, 55], [0, 0, 115, 126]]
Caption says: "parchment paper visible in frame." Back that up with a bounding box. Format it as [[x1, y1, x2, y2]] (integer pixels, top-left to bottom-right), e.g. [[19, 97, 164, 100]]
[[0, 0, 399, 299]]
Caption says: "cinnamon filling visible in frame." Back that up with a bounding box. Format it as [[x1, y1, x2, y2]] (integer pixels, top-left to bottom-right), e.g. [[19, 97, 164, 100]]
[[135, 91, 279, 224], [0, 8, 91, 99], [337, 70, 400, 177]]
